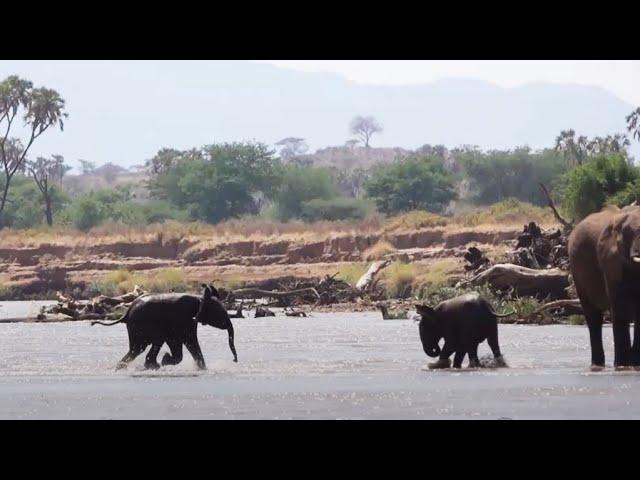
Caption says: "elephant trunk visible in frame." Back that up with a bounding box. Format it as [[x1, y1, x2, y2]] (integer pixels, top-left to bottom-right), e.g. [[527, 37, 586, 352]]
[[419, 321, 441, 358], [227, 323, 238, 362]]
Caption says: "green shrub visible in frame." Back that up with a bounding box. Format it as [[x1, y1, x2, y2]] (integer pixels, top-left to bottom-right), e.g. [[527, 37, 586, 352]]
[[364, 156, 456, 214], [561, 154, 638, 220], [300, 197, 370, 222], [274, 166, 337, 221]]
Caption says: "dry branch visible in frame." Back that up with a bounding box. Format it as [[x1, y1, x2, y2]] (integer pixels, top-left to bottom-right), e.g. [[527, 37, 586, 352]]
[[356, 260, 390, 292], [538, 183, 573, 231], [232, 287, 321, 302]]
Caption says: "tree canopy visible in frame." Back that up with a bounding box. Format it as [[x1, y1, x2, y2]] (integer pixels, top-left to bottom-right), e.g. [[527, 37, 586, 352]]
[[364, 156, 457, 214]]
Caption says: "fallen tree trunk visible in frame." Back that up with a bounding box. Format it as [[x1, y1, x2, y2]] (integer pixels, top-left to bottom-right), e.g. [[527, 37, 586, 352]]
[[525, 299, 584, 321], [232, 287, 321, 302], [461, 263, 570, 298], [356, 260, 390, 292]]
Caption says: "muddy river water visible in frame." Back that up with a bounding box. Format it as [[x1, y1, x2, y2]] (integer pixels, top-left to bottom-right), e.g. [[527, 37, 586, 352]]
[[0, 302, 639, 419]]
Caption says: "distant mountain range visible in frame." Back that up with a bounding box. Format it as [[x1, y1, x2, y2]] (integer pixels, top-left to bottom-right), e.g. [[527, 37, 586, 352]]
[[0, 60, 637, 168]]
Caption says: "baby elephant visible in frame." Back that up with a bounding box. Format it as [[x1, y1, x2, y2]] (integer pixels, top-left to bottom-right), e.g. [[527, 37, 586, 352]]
[[92, 284, 237, 370], [415, 292, 512, 369]]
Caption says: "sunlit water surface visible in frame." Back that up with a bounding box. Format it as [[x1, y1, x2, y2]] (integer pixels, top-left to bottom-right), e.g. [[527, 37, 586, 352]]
[[0, 304, 638, 419]]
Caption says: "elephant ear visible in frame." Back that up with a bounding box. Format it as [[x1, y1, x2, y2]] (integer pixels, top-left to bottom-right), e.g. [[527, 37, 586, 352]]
[[201, 284, 212, 302], [612, 212, 630, 257], [209, 283, 220, 299], [415, 304, 435, 319]]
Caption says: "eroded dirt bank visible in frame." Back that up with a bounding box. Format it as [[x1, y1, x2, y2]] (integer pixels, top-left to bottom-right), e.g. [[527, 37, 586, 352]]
[[0, 226, 520, 296]]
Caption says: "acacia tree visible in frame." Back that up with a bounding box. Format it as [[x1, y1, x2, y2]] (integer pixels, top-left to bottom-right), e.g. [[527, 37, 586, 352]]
[[275, 137, 308, 160], [345, 139, 359, 150], [0, 76, 67, 219], [27, 155, 68, 226], [349, 115, 382, 148]]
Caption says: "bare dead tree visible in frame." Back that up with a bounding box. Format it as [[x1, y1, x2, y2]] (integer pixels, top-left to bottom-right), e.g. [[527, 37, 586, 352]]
[[538, 183, 573, 231]]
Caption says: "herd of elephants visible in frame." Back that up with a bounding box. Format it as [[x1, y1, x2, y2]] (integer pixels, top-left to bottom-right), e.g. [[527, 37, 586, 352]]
[[90, 203, 640, 372]]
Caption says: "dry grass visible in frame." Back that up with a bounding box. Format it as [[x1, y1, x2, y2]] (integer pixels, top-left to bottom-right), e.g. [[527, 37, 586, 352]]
[[414, 258, 461, 289], [383, 210, 448, 232], [336, 263, 368, 286], [452, 199, 556, 228], [380, 262, 417, 298], [94, 268, 190, 296], [0, 200, 560, 251], [362, 240, 396, 261]]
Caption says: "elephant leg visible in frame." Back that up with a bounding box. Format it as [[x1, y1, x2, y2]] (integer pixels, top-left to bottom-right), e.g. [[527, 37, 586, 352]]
[[584, 308, 604, 367], [428, 341, 454, 369], [487, 322, 502, 359], [632, 303, 640, 367], [452, 350, 467, 369], [467, 344, 480, 368], [144, 343, 162, 370], [580, 298, 605, 369], [611, 295, 632, 368], [162, 340, 183, 366], [116, 344, 146, 370], [185, 336, 206, 370]]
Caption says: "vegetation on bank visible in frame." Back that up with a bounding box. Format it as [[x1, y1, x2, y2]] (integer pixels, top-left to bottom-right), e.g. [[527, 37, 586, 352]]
[[0, 199, 561, 249]]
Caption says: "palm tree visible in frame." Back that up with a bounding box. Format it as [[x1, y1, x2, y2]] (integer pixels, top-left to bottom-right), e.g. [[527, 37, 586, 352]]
[[0, 77, 67, 217], [555, 129, 586, 166], [627, 108, 640, 142]]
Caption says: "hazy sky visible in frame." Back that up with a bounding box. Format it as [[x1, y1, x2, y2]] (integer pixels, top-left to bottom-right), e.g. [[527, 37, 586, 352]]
[[256, 60, 640, 106], [0, 60, 638, 170]]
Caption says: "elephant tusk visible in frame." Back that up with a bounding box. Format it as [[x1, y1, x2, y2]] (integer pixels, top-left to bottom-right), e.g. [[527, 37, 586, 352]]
[[634, 257, 640, 263]]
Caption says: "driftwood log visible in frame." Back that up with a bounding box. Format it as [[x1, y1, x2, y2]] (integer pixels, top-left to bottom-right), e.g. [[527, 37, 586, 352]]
[[525, 299, 584, 322], [232, 287, 321, 304], [356, 260, 390, 292], [38, 286, 148, 322], [461, 263, 570, 298]]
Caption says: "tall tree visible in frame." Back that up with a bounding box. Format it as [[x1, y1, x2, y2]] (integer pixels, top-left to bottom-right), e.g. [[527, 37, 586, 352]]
[[27, 155, 68, 226], [555, 129, 589, 166], [349, 115, 382, 148], [586, 134, 630, 156], [0, 76, 67, 220], [627, 108, 640, 142], [555, 129, 630, 166]]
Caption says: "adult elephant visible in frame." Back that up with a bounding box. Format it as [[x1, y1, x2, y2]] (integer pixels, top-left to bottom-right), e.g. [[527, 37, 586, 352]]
[[568, 204, 640, 369]]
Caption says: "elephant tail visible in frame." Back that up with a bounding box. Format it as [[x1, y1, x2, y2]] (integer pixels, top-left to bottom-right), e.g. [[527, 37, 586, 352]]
[[91, 308, 130, 327]]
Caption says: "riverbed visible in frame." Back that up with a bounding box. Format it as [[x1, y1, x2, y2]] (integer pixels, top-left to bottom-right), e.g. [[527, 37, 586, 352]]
[[0, 307, 639, 419]]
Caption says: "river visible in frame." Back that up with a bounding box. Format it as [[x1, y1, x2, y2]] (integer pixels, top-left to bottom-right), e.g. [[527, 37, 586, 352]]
[[0, 304, 638, 419]]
